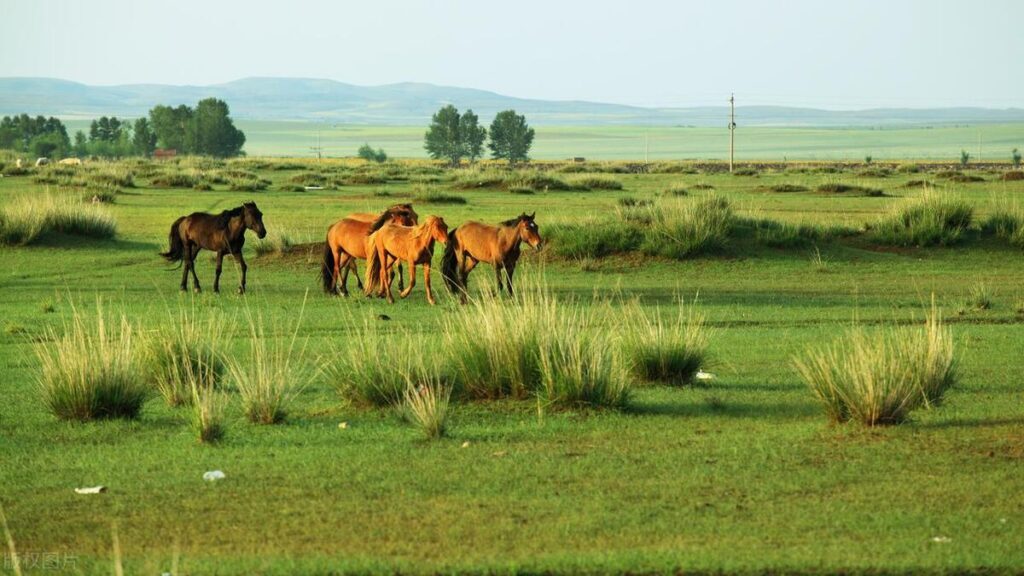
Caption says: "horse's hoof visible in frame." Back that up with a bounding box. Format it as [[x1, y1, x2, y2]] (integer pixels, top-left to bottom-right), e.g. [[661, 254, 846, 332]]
[[193, 288, 201, 294], [237, 288, 245, 295]]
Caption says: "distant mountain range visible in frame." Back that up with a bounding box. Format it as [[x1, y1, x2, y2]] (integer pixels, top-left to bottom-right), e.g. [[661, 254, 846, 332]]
[[2, 77, 1023, 127]]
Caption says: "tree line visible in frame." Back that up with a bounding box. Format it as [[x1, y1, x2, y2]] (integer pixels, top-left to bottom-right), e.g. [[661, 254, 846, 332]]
[[0, 98, 246, 159], [424, 105, 535, 166]]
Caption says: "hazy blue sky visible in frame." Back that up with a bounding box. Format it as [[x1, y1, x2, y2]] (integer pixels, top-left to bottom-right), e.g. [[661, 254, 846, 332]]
[[1, 0, 1021, 109]]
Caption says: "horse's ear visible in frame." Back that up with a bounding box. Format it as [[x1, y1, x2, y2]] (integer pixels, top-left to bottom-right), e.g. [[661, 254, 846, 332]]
[[529, 212, 536, 219]]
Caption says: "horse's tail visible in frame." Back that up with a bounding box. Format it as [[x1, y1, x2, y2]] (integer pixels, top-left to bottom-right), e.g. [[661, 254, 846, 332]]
[[320, 237, 335, 294], [442, 227, 461, 294], [160, 216, 186, 263], [364, 238, 382, 296]]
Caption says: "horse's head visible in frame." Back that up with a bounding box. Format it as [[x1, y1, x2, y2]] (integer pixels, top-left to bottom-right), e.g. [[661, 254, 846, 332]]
[[243, 202, 267, 239], [391, 203, 419, 225], [426, 215, 449, 244], [516, 212, 543, 251]]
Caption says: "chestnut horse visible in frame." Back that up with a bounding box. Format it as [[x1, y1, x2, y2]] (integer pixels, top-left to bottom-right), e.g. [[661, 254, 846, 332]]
[[441, 213, 542, 303], [364, 216, 449, 305], [320, 205, 417, 296], [161, 202, 267, 294]]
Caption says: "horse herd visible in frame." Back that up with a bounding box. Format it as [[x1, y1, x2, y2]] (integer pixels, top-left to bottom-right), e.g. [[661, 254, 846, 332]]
[[161, 202, 544, 304]]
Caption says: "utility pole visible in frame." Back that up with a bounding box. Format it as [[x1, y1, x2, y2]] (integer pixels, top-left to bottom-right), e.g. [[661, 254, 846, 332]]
[[728, 93, 736, 173], [310, 128, 323, 162]]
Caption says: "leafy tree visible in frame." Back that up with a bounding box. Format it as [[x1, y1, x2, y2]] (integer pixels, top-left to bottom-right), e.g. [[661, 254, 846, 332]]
[[960, 149, 970, 167], [424, 104, 464, 167], [459, 109, 487, 164], [30, 132, 70, 159], [73, 131, 87, 157], [149, 104, 194, 152], [357, 143, 387, 163], [1013, 148, 1021, 168], [89, 116, 125, 142], [488, 110, 534, 166], [190, 98, 246, 157], [132, 117, 157, 157], [0, 114, 70, 155], [864, 154, 872, 165]]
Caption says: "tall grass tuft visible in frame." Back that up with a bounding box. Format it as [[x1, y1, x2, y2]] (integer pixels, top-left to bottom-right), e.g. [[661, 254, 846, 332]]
[[189, 378, 226, 444], [36, 301, 148, 421], [621, 301, 709, 385], [793, 304, 956, 426], [226, 308, 312, 424], [537, 327, 631, 410], [324, 321, 430, 406], [399, 376, 452, 440], [868, 190, 973, 247], [0, 193, 116, 246], [143, 307, 227, 407], [640, 196, 734, 258]]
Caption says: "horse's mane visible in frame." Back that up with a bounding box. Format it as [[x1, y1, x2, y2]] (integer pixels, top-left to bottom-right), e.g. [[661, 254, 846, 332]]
[[369, 207, 410, 233], [215, 205, 245, 226], [500, 214, 527, 227]]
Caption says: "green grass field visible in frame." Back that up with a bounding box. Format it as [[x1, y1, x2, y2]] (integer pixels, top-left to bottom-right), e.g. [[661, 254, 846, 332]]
[[60, 120, 1024, 161], [1, 156, 1023, 574]]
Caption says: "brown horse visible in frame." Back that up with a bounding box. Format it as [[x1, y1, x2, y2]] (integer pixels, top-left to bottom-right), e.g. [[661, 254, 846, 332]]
[[364, 216, 449, 305], [161, 202, 267, 294], [441, 213, 542, 303], [320, 205, 417, 296]]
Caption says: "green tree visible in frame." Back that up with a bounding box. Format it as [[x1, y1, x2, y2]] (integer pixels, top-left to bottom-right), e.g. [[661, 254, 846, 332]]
[[488, 110, 534, 166], [357, 143, 387, 162], [73, 131, 87, 157], [424, 104, 463, 167], [1012, 148, 1021, 168], [149, 104, 194, 152], [960, 149, 970, 167], [190, 98, 246, 157], [132, 117, 157, 157], [459, 109, 487, 164], [0, 114, 69, 154]]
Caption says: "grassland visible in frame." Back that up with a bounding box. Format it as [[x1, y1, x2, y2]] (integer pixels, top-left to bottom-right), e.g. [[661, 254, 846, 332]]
[[109, 120, 1024, 161], [1, 155, 1023, 574]]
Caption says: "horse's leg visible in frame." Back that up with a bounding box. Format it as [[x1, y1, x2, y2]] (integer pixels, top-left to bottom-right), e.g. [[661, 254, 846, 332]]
[[423, 262, 436, 305], [180, 241, 191, 291], [213, 250, 225, 293], [350, 258, 364, 291], [237, 252, 248, 295], [330, 246, 342, 295], [379, 245, 394, 304], [504, 258, 517, 296], [189, 245, 201, 293], [494, 263, 504, 295], [399, 258, 416, 299], [397, 263, 405, 292], [459, 257, 478, 304], [338, 253, 351, 297]]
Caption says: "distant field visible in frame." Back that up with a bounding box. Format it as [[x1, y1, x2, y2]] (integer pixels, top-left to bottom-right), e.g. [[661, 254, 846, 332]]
[[58, 120, 1024, 161], [232, 121, 1024, 161]]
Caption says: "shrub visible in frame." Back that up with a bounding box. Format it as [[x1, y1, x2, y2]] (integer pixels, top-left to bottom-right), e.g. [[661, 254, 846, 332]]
[[509, 186, 535, 195], [400, 377, 451, 440], [640, 196, 734, 259], [1013, 148, 1022, 169], [617, 197, 652, 208], [947, 174, 984, 183], [189, 378, 226, 444], [690, 183, 715, 190], [816, 183, 884, 196], [253, 230, 296, 256], [766, 183, 809, 193], [288, 172, 330, 187], [143, 308, 227, 407], [857, 168, 892, 178], [227, 177, 270, 192], [537, 326, 630, 410], [747, 218, 822, 248], [567, 175, 623, 190], [621, 301, 708, 385], [36, 302, 148, 421], [150, 172, 199, 188], [960, 150, 970, 167], [0, 194, 116, 245], [899, 164, 921, 174], [868, 191, 973, 247], [980, 202, 1023, 240], [357, 144, 388, 163], [325, 323, 432, 406], [793, 305, 956, 426], [965, 282, 993, 310], [664, 184, 688, 196], [732, 168, 758, 176], [546, 220, 642, 259], [226, 312, 311, 424], [1000, 171, 1024, 181], [903, 180, 934, 188], [412, 187, 467, 204]]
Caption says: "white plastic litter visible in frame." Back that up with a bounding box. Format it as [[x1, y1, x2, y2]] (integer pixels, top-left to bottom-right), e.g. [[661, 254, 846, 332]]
[[202, 470, 226, 482], [461, 441, 471, 448], [695, 370, 715, 381], [74, 486, 107, 494], [931, 536, 951, 543], [338, 421, 349, 429]]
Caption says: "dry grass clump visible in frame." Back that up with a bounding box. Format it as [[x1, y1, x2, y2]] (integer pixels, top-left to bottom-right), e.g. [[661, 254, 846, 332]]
[[867, 190, 972, 247], [794, 305, 956, 426], [399, 374, 452, 440], [36, 301, 148, 421], [0, 193, 116, 246], [143, 307, 227, 407], [621, 301, 709, 385]]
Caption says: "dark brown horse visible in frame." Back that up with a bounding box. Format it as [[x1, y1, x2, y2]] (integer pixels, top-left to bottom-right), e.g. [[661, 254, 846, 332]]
[[441, 213, 542, 303], [161, 202, 267, 294]]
